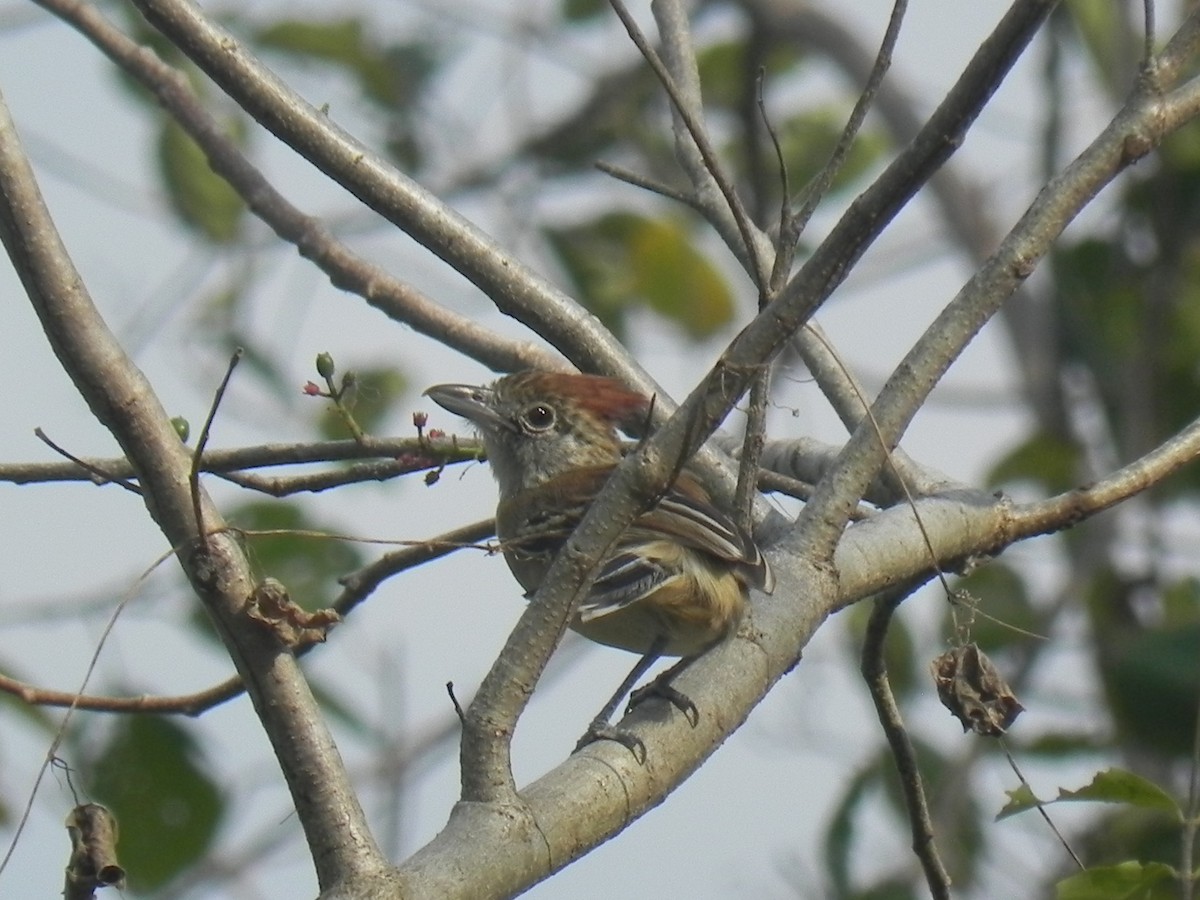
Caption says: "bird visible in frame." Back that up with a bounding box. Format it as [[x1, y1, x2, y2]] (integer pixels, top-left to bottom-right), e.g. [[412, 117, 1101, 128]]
[[424, 370, 773, 757]]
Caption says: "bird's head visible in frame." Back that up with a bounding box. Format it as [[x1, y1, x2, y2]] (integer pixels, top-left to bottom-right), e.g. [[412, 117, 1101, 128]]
[[424, 371, 649, 495]]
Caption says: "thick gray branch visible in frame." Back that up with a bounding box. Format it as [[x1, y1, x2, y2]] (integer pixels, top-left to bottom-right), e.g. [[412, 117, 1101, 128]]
[[795, 13, 1200, 557], [0, 88, 384, 892], [129, 0, 648, 391]]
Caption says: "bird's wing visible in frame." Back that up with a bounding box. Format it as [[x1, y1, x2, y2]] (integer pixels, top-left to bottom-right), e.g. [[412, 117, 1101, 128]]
[[505, 468, 773, 621], [577, 549, 676, 622], [578, 475, 773, 623], [635, 475, 773, 592]]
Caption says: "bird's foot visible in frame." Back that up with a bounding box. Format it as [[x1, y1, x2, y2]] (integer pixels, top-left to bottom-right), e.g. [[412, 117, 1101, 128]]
[[573, 718, 647, 764], [627, 678, 699, 727]]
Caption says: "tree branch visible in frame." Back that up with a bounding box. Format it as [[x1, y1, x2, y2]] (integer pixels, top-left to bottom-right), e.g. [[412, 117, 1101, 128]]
[[861, 584, 951, 900], [452, 0, 1054, 830], [126, 0, 650, 391], [0, 519, 494, 716], [398, 5, 1064, 888], [638, 0, 770, 283], [0, 435, 480, 486], [792, 1, 1200, 559], [1008, 413, 1200, 535], [35, 0, 563, 376], [0, 89, 385, 892], [744, 0, 1073, 433]]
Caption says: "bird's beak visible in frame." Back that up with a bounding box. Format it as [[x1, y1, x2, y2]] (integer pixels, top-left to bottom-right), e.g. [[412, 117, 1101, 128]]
[[423, 382, 512, 432]]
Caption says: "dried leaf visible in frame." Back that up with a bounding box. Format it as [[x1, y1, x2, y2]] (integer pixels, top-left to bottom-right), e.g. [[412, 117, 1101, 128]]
[[931, 643, 1023, 736], [246, 578, 341, 648], [64, 803, 125, 899]]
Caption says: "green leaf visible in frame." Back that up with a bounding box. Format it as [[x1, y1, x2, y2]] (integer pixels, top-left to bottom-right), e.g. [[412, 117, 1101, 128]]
[[997, 769, 1179, 822], [1057, 238, 1143, 364], [1055, 861, 1177, 900], [1062, 1, 1128, 98], [1058, 770, 1179, 817], [229, 501, 365, 612], [253, 19, 437, 111], [626, 217, 733, 338], [987, 429, 1081, 495], [826, 742, 982, 889], [546, 213, 735, 341], [83, 716, 223, 891], [996, 782, 1043, 820], [1052, 158, 1200, 501], [824, 764, 876, 893], [524, 66, 658, 169], [1161, 577, 1200, 627], [695, 40, 805, 110], [1105, 622, 1200, 756], [561, 0, 608, 21], [1079, 808, 1182, 875], [256, 18, 363, 57], [1016, 731, 1109, 757], [157, 117, 246, 242], [544, 219, 634, 338], [768, 107, 888, 195]]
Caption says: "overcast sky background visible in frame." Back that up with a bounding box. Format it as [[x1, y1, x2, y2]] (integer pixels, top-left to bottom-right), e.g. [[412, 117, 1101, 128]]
[[0, 0, 1135, 896]]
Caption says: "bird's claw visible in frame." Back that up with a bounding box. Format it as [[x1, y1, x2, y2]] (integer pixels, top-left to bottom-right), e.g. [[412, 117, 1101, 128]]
[[627, 680, 699, 727], [574, 719, 647, 764]]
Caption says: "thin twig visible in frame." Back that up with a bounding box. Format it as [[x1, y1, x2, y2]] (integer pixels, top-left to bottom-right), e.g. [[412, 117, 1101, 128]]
[[1010, 413, 1200, 536], [860, 585, 951, 899], [0, 435, 483, 485], [735, 376, 770, 530], [0, 519, 495, 717], [594, 160, 696, 207], [1000, 740, 1084, 870], [33, 428, 141, 494], [214, 458, 433, 497], [0, 544, 174, 881], [739, 34, 771, 221], [798, 328, 1047, 637], [608, 0, 768, 284], [190, 348, 242, 548], [1143, 0, 1157, 65], [758, 68, 798, 295], [732, 70, 786, 525], [446, 683, 466, 725], [802, 326, 954, 593], [754, 470, 874, 520], [791, 0, 908, 236], [333, 518, 495, 616]]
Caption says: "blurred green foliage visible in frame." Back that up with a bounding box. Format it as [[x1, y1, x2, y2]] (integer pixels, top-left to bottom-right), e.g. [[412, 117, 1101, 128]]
[[81, 717, 222, 892]]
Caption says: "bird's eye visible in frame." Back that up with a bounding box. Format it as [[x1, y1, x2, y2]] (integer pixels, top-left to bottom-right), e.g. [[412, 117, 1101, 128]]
[[521, 403, 556, 432]]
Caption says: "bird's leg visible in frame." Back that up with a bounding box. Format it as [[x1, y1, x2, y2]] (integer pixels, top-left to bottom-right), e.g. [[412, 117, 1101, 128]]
[[627, 655, 699, 726], [574, 636, 667, 762]]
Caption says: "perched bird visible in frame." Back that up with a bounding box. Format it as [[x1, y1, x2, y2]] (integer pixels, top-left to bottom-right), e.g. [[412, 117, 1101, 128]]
[[424, 370, 773, 755]]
